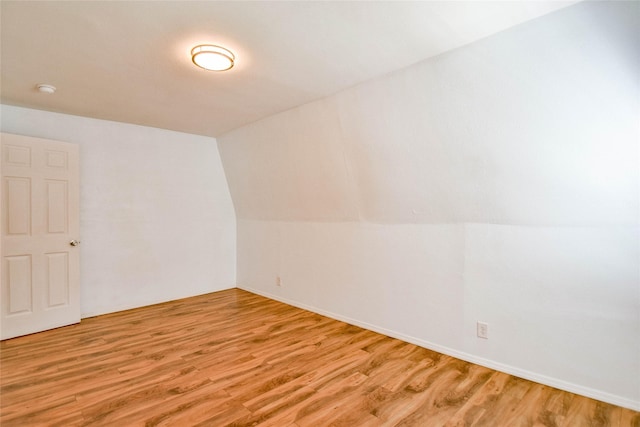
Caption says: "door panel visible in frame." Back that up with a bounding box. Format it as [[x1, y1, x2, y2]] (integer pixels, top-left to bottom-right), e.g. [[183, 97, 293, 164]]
[[5, 144, 31, 166], [6, 255, 32, 314], [46, 252, 69, 307], [46, 180, 68, 233], [1, 133, 80, 340], [45, 150, 68, 169], [5, 177, 31, 235]]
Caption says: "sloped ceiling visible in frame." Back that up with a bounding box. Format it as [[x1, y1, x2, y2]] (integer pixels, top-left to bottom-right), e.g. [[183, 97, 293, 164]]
[[1, 1, 575, 137]]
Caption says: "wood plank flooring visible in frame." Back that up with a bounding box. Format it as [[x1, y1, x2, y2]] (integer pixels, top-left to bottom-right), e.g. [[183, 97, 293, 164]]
[[1, 289, 638, 426]]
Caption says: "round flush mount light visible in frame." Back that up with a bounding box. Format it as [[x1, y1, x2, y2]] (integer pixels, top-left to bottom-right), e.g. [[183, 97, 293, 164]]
[[36, 84, 56, 94], [191, 44, 235, 71]]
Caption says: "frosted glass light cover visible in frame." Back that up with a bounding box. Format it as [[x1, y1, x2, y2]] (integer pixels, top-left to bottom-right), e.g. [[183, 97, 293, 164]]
[[36, 84, 56, 94], [191, 45, 235, 71]]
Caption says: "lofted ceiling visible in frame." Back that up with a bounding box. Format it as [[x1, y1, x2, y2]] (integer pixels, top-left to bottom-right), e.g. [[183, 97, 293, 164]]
[[1, 1, 576, 138]]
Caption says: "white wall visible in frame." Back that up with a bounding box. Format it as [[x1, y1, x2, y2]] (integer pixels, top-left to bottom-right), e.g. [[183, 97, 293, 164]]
[[218, 1, 639, 410], [1, 105, 236, 317]]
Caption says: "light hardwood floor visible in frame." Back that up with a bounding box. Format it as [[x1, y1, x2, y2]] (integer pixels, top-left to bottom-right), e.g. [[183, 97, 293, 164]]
[[1, 289, 638, 426]]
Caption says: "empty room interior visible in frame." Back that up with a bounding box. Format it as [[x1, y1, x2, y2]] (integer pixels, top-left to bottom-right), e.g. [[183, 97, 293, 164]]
[[1, 0, 639, 425]]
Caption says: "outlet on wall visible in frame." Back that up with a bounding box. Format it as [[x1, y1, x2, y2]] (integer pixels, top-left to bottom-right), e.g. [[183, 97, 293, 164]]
[[477, 321, 489, 339], [276, 276, 282, 287]]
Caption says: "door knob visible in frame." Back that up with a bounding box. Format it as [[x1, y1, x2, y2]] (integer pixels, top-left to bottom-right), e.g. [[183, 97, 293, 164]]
[[70, 240, 81, 246]]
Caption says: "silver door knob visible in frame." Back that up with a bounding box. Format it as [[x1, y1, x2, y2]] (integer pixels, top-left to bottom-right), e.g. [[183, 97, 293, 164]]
[[70, 240, 81, 246]]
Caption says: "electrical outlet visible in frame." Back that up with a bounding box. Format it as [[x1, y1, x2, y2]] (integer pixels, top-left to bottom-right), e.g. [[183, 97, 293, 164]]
[[276, 276, 282, 287], [477, 321, 489, 339]]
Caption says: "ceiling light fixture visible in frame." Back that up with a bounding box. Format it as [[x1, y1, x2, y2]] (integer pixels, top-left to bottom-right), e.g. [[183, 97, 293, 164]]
[[191, 44, 235, 71], [36, 84, 56, 94]]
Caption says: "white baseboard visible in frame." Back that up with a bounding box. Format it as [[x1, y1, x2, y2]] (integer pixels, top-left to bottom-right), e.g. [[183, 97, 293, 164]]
[[238, 284, 640, 412], [81, 284, 236, 319]]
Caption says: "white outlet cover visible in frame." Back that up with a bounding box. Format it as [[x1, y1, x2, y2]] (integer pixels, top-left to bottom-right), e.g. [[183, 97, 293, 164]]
[[477, 321, 489, 339]]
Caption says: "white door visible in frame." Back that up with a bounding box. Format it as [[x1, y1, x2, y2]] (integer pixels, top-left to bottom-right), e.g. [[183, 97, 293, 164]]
[[1, 133, 80, 340]]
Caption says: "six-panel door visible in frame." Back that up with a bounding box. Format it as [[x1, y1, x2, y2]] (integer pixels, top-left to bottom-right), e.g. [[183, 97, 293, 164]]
[[1, 133, 80, 340]]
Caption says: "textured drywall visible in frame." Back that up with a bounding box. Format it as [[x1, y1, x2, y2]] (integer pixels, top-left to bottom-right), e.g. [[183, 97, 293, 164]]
[[218, 1, 639, 409]]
